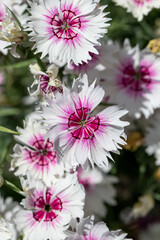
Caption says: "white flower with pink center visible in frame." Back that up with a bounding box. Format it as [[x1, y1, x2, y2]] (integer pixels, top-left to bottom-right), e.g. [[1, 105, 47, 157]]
[[41, 74, 129, 168], [101, 40, 160, 119], [28, 0, 110, 66], [112, 0, 160, 21], [77, 166, 118, 218], [66, 215, 130, 240], [14, 175, 85, 240], [10, 117, 64, 187]]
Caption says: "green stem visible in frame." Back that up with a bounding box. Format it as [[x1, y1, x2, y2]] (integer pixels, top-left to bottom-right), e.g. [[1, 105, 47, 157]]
[[4, 180, 25, 197], [0, 126, 19, 135]]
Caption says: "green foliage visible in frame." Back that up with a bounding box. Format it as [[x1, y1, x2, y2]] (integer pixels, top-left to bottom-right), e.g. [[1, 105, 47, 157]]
[[0, 126, 19, 135]]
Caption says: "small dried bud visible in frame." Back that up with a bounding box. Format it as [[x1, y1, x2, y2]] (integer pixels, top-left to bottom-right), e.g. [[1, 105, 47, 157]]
[[0, 11, 25, 43]]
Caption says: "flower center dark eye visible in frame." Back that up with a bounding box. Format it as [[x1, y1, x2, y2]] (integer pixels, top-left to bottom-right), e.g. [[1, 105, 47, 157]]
[[68, 107, 100, 140], [39, 149, 48, 156], [51, 9, 81, 40], [120, 64, 151, 93], [61, 22, 69, 30], [44, 204, 52, 212], [80, 119, 87, 126], [134, 72, 141, 80]]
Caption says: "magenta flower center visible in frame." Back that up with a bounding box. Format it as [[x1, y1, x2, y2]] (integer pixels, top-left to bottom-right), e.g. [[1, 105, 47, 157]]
[[68, 107, 100, 140], [51, 9, 81, 40], [33, 192, 63, 222], [28, 138, 57, 166], [121, 64, 151, 92]]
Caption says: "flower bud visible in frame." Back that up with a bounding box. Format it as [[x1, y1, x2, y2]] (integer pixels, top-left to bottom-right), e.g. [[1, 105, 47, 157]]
[[0, 11, 25, 43]]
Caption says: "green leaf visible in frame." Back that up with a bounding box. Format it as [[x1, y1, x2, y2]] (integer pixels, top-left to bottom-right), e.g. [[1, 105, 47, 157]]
[[0, 147, 8, 165], [4, 180, 25, 196], [0, 126, 19, 135], [4, 45, 12, 49], [0, 108, 20, 117], [0, 58, 36, 69]]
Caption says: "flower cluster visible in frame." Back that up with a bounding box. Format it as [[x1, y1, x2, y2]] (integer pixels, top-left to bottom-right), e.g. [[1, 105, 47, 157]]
[[0, 0, 131, 239], [2, 0, 160, 239], [15, 174, 85, 240]]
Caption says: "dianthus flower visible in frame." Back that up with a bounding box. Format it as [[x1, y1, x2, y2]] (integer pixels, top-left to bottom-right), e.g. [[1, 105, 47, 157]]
[[14, 175, 85, 240], [101, 40, 160, 118], [41, 74, 129, 168], [11, 116, 64, 187], [28, 0, 110, 65]]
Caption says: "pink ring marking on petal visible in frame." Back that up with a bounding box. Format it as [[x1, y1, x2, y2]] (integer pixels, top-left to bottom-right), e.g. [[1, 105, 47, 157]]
[[117, 62, 155, 96], [50, 9, 81, 40], [27, 138, 57, 166], [68, 107, 100, 140], [33, 192, 63, 222]]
